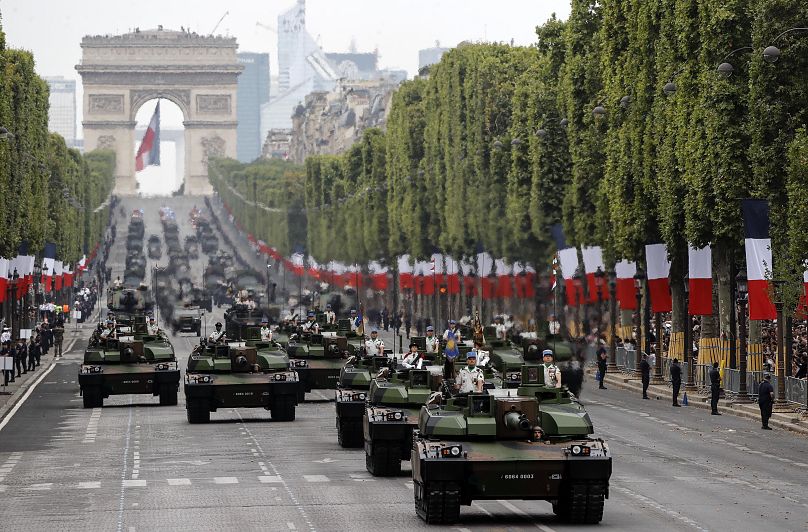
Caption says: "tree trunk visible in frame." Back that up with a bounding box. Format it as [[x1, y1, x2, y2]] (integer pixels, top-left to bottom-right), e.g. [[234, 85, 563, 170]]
[[714, 241, 733, 337]]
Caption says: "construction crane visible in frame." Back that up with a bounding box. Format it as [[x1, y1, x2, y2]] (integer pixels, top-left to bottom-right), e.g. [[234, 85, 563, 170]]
[[256, 21, 277, 34], [211, 11, 229, 35]]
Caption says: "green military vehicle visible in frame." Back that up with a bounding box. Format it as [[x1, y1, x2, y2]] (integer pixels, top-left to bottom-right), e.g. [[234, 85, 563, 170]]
[[286, 332, 349, 400], [482, 326, 525, 388], [363, 366, 446, 476], [79, 287, 178, 408], [334, 354, 390, 447], [184, 341, 299, 423], [411, 364, 611, 524]]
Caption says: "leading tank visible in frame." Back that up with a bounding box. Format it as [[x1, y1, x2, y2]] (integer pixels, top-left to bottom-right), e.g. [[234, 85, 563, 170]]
[[411, 364, 611, 524]]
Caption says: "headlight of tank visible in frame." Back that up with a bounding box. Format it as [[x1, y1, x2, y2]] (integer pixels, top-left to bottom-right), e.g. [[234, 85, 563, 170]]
[[351, 392, 366, 402], [186, 374, 214, 384], [440, 444, 463, 458], [81, 365, 103, 374], [506, 372, 521, 381], [569, 444, 591, 456], [273, 373, 287, 382], [293, 359, 308, 368], [385, 410, 405, 422], [155, 362, 176, 371]]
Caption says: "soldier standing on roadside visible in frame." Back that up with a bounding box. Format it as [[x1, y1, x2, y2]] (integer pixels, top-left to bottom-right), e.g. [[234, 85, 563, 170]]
[[53, 324, 65, 358], [14, 338, 26, 377], [709, 362, 721, 415], [27, 337, 39, 372], [758, 373, 774, 430], [670, 358, 682, 407], [640, 353, 651, 399]]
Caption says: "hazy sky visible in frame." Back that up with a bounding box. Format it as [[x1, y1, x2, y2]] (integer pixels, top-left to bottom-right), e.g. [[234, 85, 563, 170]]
[[1, 0, 570, 86], [1, 0, 570, 194]]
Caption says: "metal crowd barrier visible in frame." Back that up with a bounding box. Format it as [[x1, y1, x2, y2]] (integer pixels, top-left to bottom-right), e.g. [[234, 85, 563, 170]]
[[785, 377, 808, 407]]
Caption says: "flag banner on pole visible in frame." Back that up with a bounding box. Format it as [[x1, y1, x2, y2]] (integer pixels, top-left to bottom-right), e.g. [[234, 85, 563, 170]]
[[615, 260, 637, 310], [742, 199, 776, 320], [495, 259, 513, 298], [135, 101, 161, 172], [54, 260, 64, 291], [0, 258, 8, 303], [645, 243, 672, 313], [42, 242, 56, 293], [582, 246, 608, 302], [445, 256, 460, 295], [398, 255, 413, 290], [558, 247, 582, 306], [461, 259, 477, 297], [688, 245, 712, 315], [368, 261, 388, 291]]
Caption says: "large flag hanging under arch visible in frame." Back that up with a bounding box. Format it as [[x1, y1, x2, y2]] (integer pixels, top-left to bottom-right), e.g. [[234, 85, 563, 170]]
[[135, 101, 161, 172]]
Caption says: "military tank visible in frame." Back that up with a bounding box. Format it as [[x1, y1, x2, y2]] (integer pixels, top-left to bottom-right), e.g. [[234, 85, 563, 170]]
[[184, 341, 299, 423], [286, 331, 349, 401], [334, 354, 390, 447], [363, 366, 446, 476], [79, 288, 179, 408], [411, 364, 611, 524]]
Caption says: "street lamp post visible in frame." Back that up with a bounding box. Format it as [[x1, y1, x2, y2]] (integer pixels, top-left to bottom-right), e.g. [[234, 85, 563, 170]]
[[607, 270, 618, 370], [595, 267, 606, 330], [633, 268, 646, 373], [762, 28, 808, 63], [735, 270, 751, 402], [652, 310, 664, 384], [684, 275, 697, 391], [772, 282, 789, 412], [573, 270, 585, 338]]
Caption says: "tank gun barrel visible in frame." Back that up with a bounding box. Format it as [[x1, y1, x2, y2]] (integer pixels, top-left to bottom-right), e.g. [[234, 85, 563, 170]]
[[503, 411, 531, 431]]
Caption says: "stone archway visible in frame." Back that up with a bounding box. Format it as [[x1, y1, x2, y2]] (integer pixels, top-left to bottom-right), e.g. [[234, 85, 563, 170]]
[[76, 28, 243, 195]]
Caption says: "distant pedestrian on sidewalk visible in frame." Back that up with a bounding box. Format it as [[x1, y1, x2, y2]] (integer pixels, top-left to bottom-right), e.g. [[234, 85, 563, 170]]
[[640, 353, 650, 399], [709, 362, 721, 415], [670, 358, 682, 406], [758, 373, 774, 430], [596, 347, 607, 389]]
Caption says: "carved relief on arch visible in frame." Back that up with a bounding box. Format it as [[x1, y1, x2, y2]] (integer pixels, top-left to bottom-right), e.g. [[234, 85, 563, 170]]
[[97, 135, 116, 150], [200, 135, 226, 167]]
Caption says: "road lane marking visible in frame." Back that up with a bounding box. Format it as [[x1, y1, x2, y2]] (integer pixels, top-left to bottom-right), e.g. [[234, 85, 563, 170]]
[[303, 475, 329, 483], [496, 500, 557, 531], [259, 475, 283, 483], [78, 481, 101, 489], [167, 478, 191, 486], [123, 479, 147, 487], [214, 477, 238, 484], [611, 484, 708, 531], [116, 398, 134, 532], [0, 362, 57, 433], [26, 483, 53, 491]]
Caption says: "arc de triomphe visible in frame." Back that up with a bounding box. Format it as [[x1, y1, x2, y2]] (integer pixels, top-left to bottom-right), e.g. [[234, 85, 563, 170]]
[[76, 28, 243, 195]]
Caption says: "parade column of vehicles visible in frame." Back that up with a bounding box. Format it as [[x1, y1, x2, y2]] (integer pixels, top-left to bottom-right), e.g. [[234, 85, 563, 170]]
[[80, 206, 610, 523]]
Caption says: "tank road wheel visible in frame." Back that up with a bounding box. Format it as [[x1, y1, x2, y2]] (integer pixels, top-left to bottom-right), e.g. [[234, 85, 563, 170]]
[[159, 387, 178, 406], [336, 418, 363, 448], [415, 481, 461, 524], [82, 388, 102, 408], [271, 396, 296, 422], [186, 400, 210, 424], [557, 482, 606, 524], [366, 441, 401, 477]]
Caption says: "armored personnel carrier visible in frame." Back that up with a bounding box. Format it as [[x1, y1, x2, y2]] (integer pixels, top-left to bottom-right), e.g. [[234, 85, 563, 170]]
[[411, 364, 611, 524], [147, 234, 162, 259], [79, 287, 178, 408], [286, 332, 349, 400], [184, 235, 200, 259], [334, 354, 390, 447], [363, 366, 445, 476], [172, 305, 203, 336], [184, 342, 299, 423]]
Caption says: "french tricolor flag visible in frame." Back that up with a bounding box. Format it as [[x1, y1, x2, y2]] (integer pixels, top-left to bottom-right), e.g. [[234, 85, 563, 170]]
[[398, 255, 414, 290], [558, 247, 583, 307], [688, 245, 712, 315], [135, 101, 161, 172], [742, 199, 777, 320], [645, 243, 672, 313], [582, 246, 608, 302], [42, 242, 56, 293], [615, 260, 637, 310]]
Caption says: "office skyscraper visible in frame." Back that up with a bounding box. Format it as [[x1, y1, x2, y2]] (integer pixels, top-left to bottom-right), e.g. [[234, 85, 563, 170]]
[[237, 53, 270, 162], [44, 76, 77, 147]]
